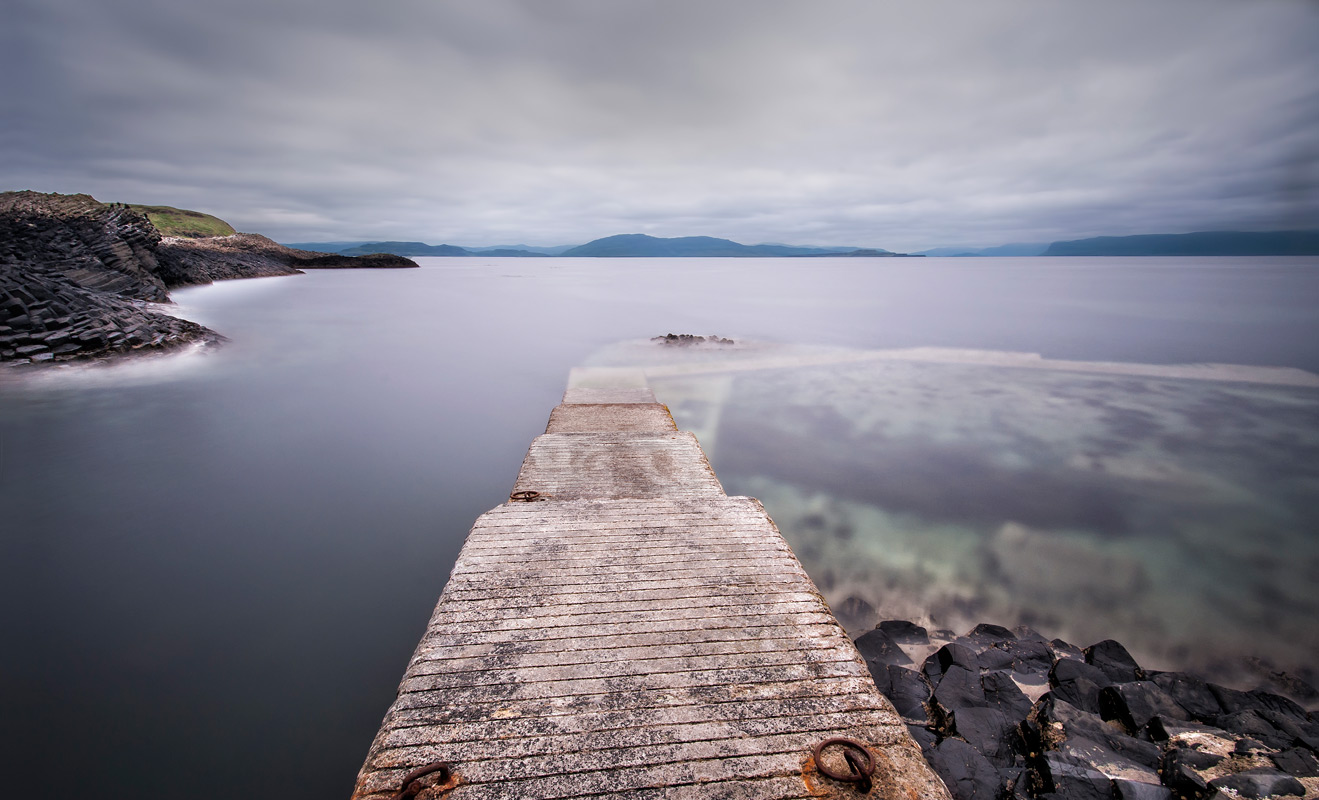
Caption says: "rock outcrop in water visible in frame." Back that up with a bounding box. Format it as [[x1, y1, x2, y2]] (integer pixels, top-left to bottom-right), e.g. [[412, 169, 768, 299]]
[[1, 191, 417, 365], [857, 621, 1319, 800]]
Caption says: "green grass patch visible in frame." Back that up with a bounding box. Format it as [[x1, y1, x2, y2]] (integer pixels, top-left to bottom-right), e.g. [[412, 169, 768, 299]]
[[129, 204, 236, 238]]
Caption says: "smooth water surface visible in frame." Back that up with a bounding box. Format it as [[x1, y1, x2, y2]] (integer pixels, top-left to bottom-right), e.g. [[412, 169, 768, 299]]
[[2, 256, 1317, 798]]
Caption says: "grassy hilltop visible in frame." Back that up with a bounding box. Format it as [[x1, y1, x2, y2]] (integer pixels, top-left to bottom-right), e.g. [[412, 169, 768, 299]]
[[127, 204, 236, 238]]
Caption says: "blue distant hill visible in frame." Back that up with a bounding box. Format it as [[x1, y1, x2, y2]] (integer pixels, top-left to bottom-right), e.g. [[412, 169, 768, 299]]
[[916, 243, 1049, 257], [1044, 230, 1319, 256], [282, 234, 912, 258], [282, 241, 551, 257], [561, 234, 903, 257]]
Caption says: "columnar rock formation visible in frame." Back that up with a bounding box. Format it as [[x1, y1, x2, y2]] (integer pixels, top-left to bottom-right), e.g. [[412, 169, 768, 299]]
[[0, 191, 416, 365]]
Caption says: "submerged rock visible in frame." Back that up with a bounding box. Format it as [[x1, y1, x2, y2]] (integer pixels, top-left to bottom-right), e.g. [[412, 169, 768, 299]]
[[651, 333, 736, 346]]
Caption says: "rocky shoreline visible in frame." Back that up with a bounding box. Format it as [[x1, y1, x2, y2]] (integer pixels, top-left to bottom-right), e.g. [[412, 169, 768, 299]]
[[1, 191, 416, 366], [856, 621, 1318, 800]]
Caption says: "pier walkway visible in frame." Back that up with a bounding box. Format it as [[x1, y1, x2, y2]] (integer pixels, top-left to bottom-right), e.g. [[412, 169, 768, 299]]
[[350, 383, 948, 799]]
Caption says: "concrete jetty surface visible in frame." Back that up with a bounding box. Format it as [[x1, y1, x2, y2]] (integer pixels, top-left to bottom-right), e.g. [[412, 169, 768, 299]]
[[350, 383, 949, 799]]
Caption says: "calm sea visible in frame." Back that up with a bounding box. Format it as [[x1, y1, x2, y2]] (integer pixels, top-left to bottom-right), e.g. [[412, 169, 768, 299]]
[[2, 256, 1317, 798]]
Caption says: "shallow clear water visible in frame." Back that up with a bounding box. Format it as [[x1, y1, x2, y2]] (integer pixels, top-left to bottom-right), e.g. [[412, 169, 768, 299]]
[[2, 256, 1317, 798]]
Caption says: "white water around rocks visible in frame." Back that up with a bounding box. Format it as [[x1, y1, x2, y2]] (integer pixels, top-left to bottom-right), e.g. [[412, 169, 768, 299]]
[[2, 256, 1317, 799]]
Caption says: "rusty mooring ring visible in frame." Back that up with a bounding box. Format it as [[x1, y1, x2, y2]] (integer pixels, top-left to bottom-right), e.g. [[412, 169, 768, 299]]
[[509, 490, 542, 502], [814, 737, 877, 784], [390, 761, 452, 799]]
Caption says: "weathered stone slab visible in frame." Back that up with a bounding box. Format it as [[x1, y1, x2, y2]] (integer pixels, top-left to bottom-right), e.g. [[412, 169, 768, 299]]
[[350, 383, 950, 800], [562, 387, 658, 404], [546, 402, 677, 433], [511, 433, 724, 500]]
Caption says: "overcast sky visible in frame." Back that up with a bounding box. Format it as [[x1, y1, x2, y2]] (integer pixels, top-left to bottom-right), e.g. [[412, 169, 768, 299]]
[[4, 1, 1317, 250]]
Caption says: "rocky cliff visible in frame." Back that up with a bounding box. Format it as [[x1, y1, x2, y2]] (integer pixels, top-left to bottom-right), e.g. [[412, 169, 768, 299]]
[[1, 190, 417, 366]]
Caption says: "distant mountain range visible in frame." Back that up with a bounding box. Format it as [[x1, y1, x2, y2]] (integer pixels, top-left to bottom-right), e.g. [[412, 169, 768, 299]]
[[283, 228, 1319, 259], [559, 234, 915, 257], [915, 243, 1050, 257], [1042, 230, 1319, 256], [281, 241, 559, 257], [282, 234, 914, 258]]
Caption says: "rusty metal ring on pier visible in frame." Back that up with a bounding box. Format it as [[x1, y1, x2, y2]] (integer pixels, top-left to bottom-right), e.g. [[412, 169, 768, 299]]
[[509, 490, 542, 502], [814, 737, 877, 783], [390, 761, 452, 799]]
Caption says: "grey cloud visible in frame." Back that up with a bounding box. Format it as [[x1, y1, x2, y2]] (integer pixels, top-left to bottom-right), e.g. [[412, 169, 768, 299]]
[[4, 0, 1317, 249]]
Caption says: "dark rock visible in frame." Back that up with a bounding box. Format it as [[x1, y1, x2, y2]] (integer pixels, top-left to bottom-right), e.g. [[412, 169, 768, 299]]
[[1007, 639, 1057, 672], [1216, 710, 1293, 749], [1111, 778, 1171, 800], [1259, 709, 1319, 751], [1234, 737, 1269, 755], [1052, 658, 1113, 714], [1149, 673, 1223, 722], [1014, 625, 1051, 643], [1209, 684, 1308, 720], [1159, 749, 1211, 800], [952, 706, 1018, 766], [1148, 717, 1232, 744], [907, 722, 938, 752], [1028, 695, 1163, 770], [983, 670, 1034, 721], [1162, 746, 1223, 772], [1003, 765, 1033, 800], [934, 665, 990, 715], [867, 660, 893, 695], [835, 595, 876, 629], [925, 738, 1003, 800], [1100, 682, 1190, 733], [1247, 666, 1319, 710], [1085, 640, 1144, 684], [979, 644, 1017, 672], [1272, 747, 1319, 777], [928, 643, 983, 679], [959, 623, 1018, 651], [887, 665, 933, 722], [1037, 751, 1117, 800], [855, 628, 913, 667], [1053, 639, 1088, 661], [14, 343, 47, 355], [880, 619, 930, 644], [1059, 737, 1162, 789], [1208, 768, 1305, 798]]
